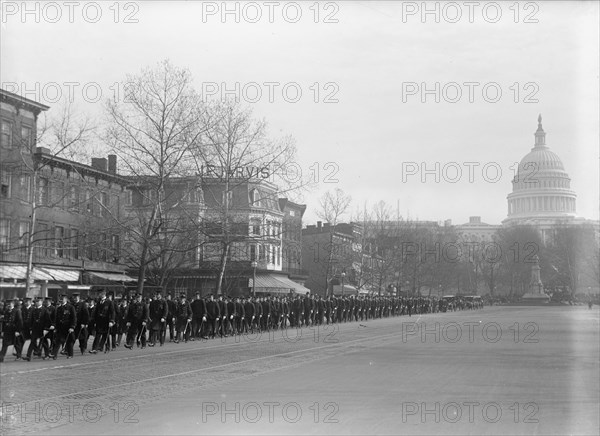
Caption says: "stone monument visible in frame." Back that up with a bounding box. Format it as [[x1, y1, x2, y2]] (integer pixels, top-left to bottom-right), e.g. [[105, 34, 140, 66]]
[[521, 254, 550, 303]]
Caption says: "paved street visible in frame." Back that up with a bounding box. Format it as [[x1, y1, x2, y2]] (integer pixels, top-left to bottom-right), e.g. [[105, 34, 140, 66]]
[[1, 305, 598, 435]]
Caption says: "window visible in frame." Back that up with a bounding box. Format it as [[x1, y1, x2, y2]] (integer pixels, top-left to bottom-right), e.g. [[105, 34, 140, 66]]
[[21, 126, 32, 148], [85, 190, 92, 213], [54, 226, 64, 258], [249, 188, 259, 205], [289, 210, 295, 217], [36, 223, 49, 257], [16, 174, 31, 201], [0, 219, 10, 250], [250, 244, 256, 261], [69, 186, 79, 211], [111, 234, 120, 261], [1, 169, 11, 198], [126, 190, 133, 206], [38, 178, 49, 205], [102, 233, 110, 261], [1, 120, 12, 147], [99, 192, 109, 217], [251, 219, 261, 236], [18, 222, 29, 253], [276, 246, 280, 265], [69, 229, 79, 259]]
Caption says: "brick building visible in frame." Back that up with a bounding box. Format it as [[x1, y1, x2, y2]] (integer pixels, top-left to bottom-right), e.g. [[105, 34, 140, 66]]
[[0, 89, 134, 300]]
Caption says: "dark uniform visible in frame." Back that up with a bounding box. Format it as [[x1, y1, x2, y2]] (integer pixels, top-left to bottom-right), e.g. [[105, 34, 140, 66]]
[[125, 295, 149, 348], [0, 302, 24, 362], [166, 295, 177, 342], [73, 298, 90, 354], [25, 298, 48, 360], [175, 296, 193, 343], [205, 295, 220, 339], [148, 293, 168, 346], [191, 294, 207, 340], [42, 298, 56, 358], [91, 292, 116, 353], [51, 297, 77, 358]]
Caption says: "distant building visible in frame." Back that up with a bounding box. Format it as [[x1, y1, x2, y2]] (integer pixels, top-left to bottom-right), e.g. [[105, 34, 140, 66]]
[[503, 115, 599, 243], [455, 216, 501, 242], [302, 221, 367, 296]]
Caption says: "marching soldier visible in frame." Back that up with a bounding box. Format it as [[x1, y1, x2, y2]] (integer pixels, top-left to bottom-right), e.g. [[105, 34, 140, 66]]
[[24, 297, 46, 361], [253, 296, 263, 333], [174, 294, 192, 343], [217, 295, 229, 337], [124, 294, 148, 349], [190, 292, 207, 340], [72, 293, 89, 355], [205, 294, 220, 339], [148, 290, 168, 346], [42, 297, 56, 359], [107, 292, 118, 351], [0, 299, 24, 362], [234, 296, 246, 334], [116, 297, 129, 347], [51, 294, 77, 359], [20, 297, 33, 352], [166, 293, 177, 342], [244, 296, 256, 333], [90, 289, 116, 354]]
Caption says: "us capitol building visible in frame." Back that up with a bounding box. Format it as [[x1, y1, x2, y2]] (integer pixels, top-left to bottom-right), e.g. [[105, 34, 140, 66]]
[[458, 115, 598, 244]]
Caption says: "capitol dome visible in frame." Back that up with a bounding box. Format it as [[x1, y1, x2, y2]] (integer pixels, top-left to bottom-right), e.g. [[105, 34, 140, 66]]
[[504, 115, 577, 224]]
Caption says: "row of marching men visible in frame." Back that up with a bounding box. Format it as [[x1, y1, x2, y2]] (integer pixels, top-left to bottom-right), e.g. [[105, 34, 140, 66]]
[[0, 290, 483, 362]]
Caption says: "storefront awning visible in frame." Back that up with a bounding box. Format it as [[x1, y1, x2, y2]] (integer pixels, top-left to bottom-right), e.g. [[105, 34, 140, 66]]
[[88, 272, 137, 282], [33, 267, 80, 282], [250, 274, 311, 295], [0, 264, 80, 282]]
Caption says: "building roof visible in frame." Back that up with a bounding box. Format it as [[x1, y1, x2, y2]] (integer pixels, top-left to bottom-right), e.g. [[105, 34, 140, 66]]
[[0, 88, 50, 113]]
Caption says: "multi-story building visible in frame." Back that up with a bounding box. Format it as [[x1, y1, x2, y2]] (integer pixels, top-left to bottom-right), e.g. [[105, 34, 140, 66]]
[[278, 198, 308, 285], [302, 221, 367, 296], [167, 176, 310, 296], [0, 88, 134, 299]]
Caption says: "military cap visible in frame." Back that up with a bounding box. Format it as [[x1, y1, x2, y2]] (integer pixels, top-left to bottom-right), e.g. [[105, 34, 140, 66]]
[[44, 296, 53, 301], [180, 294, 187, 299], [72, 293, 80, 297], [24, 297, 32, 301], [107, 291, 115, 297]]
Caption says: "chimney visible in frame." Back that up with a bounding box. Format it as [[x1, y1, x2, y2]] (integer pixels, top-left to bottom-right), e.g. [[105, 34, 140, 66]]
[[35, 147, 51, 154], [317, 221, 322, 229], [469, 216, 481, 224], [108, 155, 117, 174], [91, 157, 107, 172]]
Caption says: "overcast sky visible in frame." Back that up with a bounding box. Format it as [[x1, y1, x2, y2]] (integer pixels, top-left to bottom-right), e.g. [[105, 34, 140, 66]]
[[2, 1, 598, 225]]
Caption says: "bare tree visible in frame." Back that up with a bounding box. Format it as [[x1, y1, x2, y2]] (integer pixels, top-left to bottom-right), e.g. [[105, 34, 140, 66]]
[[104, 60, 208, 294], [314, 188, 352, 296], [14, 102, 96, 295], [193, 98, 298, 295]]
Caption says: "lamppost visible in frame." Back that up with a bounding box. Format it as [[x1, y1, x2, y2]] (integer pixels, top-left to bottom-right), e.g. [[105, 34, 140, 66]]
[[405, 280, 410, 296], [341, 271, 346, 297], [251, 260, 258, 297]]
